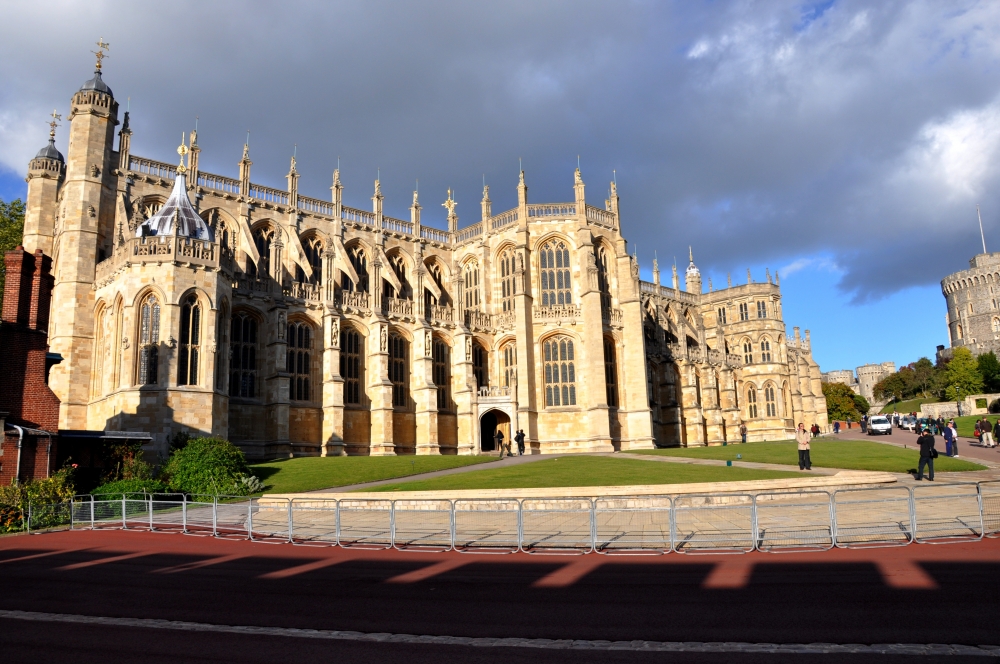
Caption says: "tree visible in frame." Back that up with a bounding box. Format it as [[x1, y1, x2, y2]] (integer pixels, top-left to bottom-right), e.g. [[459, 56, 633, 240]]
[[874, 372, 907, 402], [977, 351, 1000, 393], [0, 198, 25, 300], [943, 347, 984, 402], [911, 358, 936, 396], [822, 382, 860, 422], [852, 393, 871, 415]]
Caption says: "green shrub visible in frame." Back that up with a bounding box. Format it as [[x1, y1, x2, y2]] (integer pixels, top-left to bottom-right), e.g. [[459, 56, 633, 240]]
[[90, 478, 171, 500], [0, 467, 76, 533], [162, 437, 259, 496]]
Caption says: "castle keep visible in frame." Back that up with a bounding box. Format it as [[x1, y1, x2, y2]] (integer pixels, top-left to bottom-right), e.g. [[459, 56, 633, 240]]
[[20, 57, 828, 460]]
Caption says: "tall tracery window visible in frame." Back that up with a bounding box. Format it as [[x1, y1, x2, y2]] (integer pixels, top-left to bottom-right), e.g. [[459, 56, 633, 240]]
[[384, 253, 411, 300], [425, 262, 448, 310], [248, 227, 273, 280], [540, 240, 572, 307], [464, 261, 480, 310], [993, 317, 1000, 333], [215, 303, 229, 391], [230, 313, 258, 398], [501, 342, 517, 388], [344, 245, 369, 292], [604, 337, 618, 408], [543, 335, 577, 407], [499, 249, 515, 312], [717, 307, 727, 325], [764, 383, 777, 417], [472, 342, 488, 389], [596, 245, 612, 311], [297, 235, 323, 286], [757, 301, 767, 318], [746, 385, 758, 419], [432, 338, 450, 410], [742, 339, 753, 365], [739, 302, 749, 321], [340, 327, 363, 405], [138, 293, 160, 385], [389, 332, 409, 407], [760, 337, 772, 363], [177, 295, 201, 386], [286, 322, 312, 401]]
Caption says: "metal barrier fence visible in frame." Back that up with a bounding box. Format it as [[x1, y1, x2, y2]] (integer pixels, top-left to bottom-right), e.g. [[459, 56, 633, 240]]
[[13, 481, 1000, 555]]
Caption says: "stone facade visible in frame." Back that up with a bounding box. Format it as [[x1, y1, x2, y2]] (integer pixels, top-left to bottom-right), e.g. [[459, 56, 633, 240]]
[[822, 363, 895, 405], [20, 63, 828, 460], [941, 252, 1000, 358]]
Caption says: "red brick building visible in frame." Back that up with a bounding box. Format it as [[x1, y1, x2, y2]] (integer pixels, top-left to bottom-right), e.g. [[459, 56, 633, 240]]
[[0, 246, 61, 485]]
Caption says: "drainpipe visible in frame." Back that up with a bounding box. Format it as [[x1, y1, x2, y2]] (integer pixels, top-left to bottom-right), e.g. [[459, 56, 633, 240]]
[[10, 424, 24, 484]]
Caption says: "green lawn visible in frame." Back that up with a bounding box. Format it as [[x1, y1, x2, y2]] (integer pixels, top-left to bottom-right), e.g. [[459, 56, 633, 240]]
[[625, 440, 985, 473], [250, 456, 496, 494], [363, 456, 806, 492], [881, 397, 936, 415], [953, 414, 1000, 438]]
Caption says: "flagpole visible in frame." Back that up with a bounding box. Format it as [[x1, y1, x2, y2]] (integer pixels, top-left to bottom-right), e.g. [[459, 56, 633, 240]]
[[978, 205, 987, 254]]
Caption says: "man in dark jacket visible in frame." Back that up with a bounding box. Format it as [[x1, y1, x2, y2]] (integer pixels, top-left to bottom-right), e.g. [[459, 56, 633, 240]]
[[495, 429, 505, 458], [515, 429, 525, 456], [916, 426, 936, 481]]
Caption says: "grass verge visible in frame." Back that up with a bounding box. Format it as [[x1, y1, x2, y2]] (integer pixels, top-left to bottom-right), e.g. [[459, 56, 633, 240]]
[[250, 456, 496, 494], [364, 456, 806, 492], [880, 397, 936, 415], [625, 440, 986, 473]]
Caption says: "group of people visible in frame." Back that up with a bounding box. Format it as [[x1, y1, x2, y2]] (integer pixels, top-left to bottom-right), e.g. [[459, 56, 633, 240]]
[[973, 417, 998, 448], [494, 428, 526, 458]]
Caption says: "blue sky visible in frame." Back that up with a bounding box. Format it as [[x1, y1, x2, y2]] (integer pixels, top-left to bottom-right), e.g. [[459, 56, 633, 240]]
[[2, 0, 998, 376]]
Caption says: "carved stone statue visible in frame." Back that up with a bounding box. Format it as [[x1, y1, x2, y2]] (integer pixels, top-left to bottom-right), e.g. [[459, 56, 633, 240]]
[[331, 318, 340, 348], [380, 326, 387, 352]]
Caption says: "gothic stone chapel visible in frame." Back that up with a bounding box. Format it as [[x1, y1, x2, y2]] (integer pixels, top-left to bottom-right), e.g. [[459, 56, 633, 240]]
[[21, 53, 828, 460]]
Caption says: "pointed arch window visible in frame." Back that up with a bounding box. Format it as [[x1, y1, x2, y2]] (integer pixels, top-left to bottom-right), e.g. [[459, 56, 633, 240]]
[[604, 337, 618, 408], [717, 306, 727, 325], [230, 312, 258, 399], [760, 337, 772, 363], [540, 240, 572, 307], [385, 252, 411, 300], [764, 383, 777, 417], [543, 335, 577, 407], [390, 332, 409, 408], [993, 317, 1000, 333], [596, 245, 612, 311], [472, 341, 488, 388], [215, 303, 229, 391], [464, 261, 480, 310], [425, 262, 448, 310], [344, 245, 369, 292], [742, 339, 753, 365], [499, 249, 515, 312], [138, 294, 160, 385], [432, 338, 450, 410], [286, 321, 312, 402], [248, 227, 273, 280], [501, 341, 517, 389], [296, 235, 323, 286], [739, 302, 749, 321], [178, 295, 201, 386], [340, 326, 364, 405], [746, 385, 758, 419]]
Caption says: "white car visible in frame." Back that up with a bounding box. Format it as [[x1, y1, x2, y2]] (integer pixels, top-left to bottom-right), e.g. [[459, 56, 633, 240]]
[[867, 416, 892, 435], [899, 416, 916, 431]]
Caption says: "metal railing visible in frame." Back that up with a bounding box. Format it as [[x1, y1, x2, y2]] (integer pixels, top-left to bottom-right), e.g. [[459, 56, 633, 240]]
[[12, 481, 1000, 555]]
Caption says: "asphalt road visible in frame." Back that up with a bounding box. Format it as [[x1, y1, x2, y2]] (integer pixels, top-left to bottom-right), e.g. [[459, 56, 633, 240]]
[[1, 529, 999, 663]]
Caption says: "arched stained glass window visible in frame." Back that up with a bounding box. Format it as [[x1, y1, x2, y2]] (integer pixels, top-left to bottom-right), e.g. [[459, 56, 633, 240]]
[[472, 342, 488, 389], [501, 342, 517, 389], [764, 383, 777, 417], [286, 322, 313, 402], [746, 385, 758, 419], [296, 235, 323, 286], [230, 313, 258, 398], [604, 337, 618, 408], [390, 332, 408, 408], [138, 294, 160, 385], [178, 294, 201, 386], [743, 339, 753, 365], [464, 261, 480, 310], [340, 326, 363, 405], [540, 241, 571, 307], [543, 336, 577, 407], [760, 337, 772, 363], [344, 245, 369, 292], [433, 338, 450, 410], [499, 249, 515, 312]]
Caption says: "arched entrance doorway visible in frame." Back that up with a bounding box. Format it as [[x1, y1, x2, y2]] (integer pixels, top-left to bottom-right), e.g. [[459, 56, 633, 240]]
[[480, 409, 511, 452]]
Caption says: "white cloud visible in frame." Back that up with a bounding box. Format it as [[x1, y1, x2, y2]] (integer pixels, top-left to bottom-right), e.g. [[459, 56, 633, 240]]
[[780, 256, 842, 278]]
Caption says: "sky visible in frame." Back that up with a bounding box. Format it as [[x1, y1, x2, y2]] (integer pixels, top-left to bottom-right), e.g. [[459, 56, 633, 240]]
[[1, 0, 998, 373]]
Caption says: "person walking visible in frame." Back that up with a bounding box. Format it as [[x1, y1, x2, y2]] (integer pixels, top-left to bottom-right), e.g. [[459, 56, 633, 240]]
[[949, 421, 959, 457], [494, 428, 505, 458], [982, 418, 995, 447], [942, 421, 954, 457], [847, 417, 852, 429], [833, 420, 840, 434], [860, 416, 868, 434], [915, 426, 936, 481], [993, 418, 1000, 449], [739, 423, 748, 443], [515, 429, 525, 456], [796, 423, 812, 470]]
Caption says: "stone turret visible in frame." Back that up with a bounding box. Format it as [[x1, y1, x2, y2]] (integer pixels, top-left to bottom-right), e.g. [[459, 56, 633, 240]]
[[685, 247, 702, 294], [22, 113, 67, 256]]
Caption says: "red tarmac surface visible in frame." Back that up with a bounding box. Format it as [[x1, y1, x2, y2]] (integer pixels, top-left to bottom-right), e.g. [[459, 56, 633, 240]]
[[1, 528, 999, 662]]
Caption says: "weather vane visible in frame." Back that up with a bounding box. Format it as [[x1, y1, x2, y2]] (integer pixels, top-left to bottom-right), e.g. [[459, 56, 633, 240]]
[[442, 188, 457, 216], [92, 38, 110, 71], [177, 133, 189, 175], [48, 110, 62, 139]]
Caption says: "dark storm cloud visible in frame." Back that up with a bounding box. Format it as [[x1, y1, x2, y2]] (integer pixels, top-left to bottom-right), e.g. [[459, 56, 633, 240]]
[[2, 0, 999, 301]]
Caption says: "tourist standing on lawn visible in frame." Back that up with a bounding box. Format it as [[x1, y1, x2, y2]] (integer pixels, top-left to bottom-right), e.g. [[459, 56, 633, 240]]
[[916, 426, 936, 481], [796, 423, 812, 470], [950, 421, 959, 456], [740, 423, 748, 443]]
